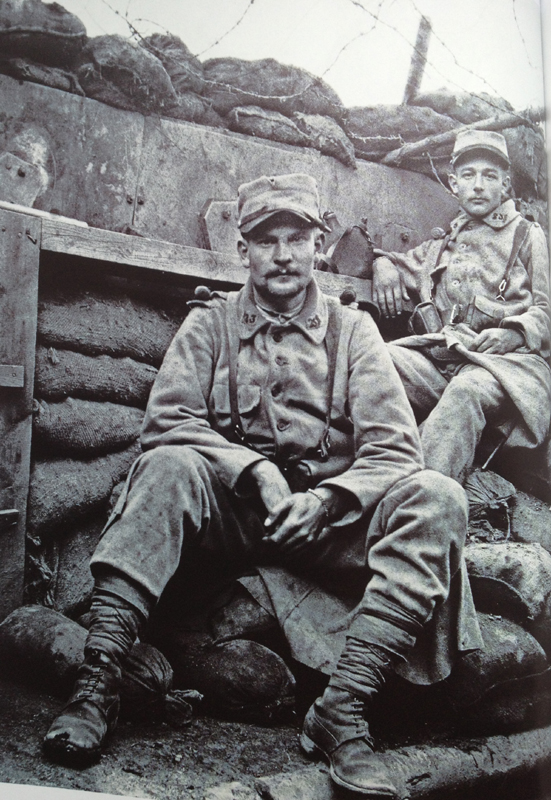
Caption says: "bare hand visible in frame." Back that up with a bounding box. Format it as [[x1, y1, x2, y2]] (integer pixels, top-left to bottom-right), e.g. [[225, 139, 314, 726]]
[[263, 492, 327, 555], [471, 328, 524, 354], [372, 257, 410, 318], [248, 460, 292, 516]]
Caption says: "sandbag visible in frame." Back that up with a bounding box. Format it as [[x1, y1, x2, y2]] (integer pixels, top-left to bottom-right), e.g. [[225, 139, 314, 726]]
[[38, 291, 181, 366], [512, 490, 551, 554], [0, 0, 87, 67], [413, 89, 513, 125], [344, 104, 456, 143], [142, 32, 204, 94], [35, 347, 158, 408], [53, 515, 105, 616], [0, 57, 83, 94], [76, 34, 177, 115], [0, 607, 201, 726], [502, 125, 547, 200], [346, 132, 402, 161], [441, 614, 550, 733], [27, 441, 141, 537], [159, 629, 295, 724], [227, 105, 311, 148], [293, 112, 356, 169], [465, 542, 551, 625], [465, 469, 516, 542], [444, 614, 547, 705], [164, 90, 222, 125], [203, 57, 344, 120], [33, 397, 143, 455]]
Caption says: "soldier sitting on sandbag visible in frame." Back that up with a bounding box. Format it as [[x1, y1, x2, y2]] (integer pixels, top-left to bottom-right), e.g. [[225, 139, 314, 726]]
[[372, 130, 551, 484], [43, 173, 481, 798]]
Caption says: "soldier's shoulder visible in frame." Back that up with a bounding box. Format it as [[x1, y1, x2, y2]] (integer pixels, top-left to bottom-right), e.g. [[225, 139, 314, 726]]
[[187, 287, 229, 310]]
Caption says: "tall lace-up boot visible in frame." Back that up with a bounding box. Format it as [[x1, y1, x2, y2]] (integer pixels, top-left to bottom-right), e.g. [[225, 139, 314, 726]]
[[300, 639, 402, 798], [43, 591, 143, 766]]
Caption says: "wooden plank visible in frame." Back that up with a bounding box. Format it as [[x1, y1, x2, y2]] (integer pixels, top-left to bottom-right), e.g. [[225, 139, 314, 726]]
[[0, 365, 25, 388], [40, 219, 377, 304], [0, 209, 41, 620], [0, 75, 143, 232]]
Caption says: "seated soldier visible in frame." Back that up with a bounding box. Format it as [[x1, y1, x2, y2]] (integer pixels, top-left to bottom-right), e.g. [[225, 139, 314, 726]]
[[372, 130, 551, 483], [43, 173, 481, 799]]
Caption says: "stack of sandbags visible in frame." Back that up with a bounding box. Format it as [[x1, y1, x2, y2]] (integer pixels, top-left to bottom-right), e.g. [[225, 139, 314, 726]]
[[27, 265, 189, 614], [0, 0, 86, 93], [0, 606, 202, 726]]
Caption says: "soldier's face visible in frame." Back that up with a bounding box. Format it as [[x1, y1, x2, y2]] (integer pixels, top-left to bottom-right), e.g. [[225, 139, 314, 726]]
[[448, 155, 510, 218], [238, 220, 324, 308]]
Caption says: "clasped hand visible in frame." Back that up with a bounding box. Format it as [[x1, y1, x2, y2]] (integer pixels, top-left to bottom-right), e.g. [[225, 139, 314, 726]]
[[249, 461, 328, 554]]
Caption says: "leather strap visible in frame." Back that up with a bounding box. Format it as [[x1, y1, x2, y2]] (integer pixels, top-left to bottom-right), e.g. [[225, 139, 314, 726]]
[[224, 291, 342, 459], [498, 218, 531, 299]]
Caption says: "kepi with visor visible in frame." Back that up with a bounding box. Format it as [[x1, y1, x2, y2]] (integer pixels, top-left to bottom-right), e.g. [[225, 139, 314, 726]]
[[450, 130, 510, 169], [238, 173, 330, 234]]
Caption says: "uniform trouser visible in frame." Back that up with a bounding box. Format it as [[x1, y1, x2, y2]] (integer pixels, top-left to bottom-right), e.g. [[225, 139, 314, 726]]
[[388, 345, 511, 482], [91, 445, 468, 658]]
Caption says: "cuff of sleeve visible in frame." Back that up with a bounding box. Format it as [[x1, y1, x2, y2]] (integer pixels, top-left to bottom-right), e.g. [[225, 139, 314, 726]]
[[498, 317, 536, 350], [315, 480, 363, 526], [234, 455, 269, 497]]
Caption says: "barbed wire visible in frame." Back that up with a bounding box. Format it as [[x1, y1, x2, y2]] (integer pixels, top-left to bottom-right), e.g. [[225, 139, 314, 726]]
[[196, 0, 257, 58], [92, 0, 537, 130], [512, 0, 535, 69], [347, 0, 532, 124]]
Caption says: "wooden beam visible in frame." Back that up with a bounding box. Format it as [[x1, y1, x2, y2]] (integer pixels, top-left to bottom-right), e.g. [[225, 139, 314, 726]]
[[403, 16, 432, 105], [0, 209, 41, 620], [382, 107, 545, 168], [40, 218, 377, 305]]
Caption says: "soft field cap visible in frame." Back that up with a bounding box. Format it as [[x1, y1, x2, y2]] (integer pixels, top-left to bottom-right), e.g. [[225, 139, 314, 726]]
[[238, 173, 329, 234], [451, 130, 510, 168]]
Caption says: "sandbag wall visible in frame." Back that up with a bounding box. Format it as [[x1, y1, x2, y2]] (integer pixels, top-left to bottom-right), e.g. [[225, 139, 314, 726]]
[[26, 257, 192, 616], [0, 0, 546, 224]]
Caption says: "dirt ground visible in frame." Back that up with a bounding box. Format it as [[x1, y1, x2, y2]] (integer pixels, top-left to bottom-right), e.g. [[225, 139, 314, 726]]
[[0, 677, 311, 799], [2, 676, 551, 800]]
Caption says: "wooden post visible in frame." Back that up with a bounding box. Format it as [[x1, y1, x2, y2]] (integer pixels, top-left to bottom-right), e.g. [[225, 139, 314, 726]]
[[0, 209, 41, 620], [403, 15, 432, 105]]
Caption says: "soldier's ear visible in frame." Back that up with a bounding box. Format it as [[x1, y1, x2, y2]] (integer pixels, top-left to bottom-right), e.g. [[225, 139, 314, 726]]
[[237, 239, 250, 269], [448, 172, 459, 195], [501, 173, 511, 199], [314, 230, 325, 252]]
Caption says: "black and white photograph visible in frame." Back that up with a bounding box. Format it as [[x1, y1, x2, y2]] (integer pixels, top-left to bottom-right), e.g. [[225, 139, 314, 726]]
[[0, 1, 550, 798]]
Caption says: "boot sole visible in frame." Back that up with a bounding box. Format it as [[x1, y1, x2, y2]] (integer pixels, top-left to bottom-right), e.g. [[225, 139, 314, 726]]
[[299, 732, 398, 798], [43, 734, 102, 768]]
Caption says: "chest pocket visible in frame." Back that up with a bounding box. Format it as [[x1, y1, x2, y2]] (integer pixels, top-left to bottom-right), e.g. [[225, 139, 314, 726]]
[[211, 383, 261, 416], [464, 294, 530, 332]]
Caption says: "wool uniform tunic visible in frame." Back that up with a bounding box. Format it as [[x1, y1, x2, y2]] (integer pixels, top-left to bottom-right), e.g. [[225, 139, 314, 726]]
[[92, 278, 482, 685], [380, 199, 551, 479]]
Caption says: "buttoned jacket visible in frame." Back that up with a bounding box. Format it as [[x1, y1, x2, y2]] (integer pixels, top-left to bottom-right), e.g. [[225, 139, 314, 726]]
[[141, 278, 422, 523], [386, 199, 550, 357]]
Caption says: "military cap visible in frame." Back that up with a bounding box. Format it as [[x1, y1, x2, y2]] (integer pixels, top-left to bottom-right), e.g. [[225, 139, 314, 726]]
[[237, 173, 330, 234], [451, 130, 510, 168]]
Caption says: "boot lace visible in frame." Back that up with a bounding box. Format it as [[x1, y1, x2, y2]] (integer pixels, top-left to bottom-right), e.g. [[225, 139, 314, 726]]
[[349, 696, 375, 749]]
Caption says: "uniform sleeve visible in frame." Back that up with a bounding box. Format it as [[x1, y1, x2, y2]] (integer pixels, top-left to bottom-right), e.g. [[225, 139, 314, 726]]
[[374, 239, 440, 302], [317, 311, 424, 525], [141, 305, 266, 489], [499, 224, 551, 356]]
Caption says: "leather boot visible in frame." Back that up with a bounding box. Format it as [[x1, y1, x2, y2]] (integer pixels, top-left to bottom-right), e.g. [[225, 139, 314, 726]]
[[43, 648, 121, 766], [300, 685, 398, 797]]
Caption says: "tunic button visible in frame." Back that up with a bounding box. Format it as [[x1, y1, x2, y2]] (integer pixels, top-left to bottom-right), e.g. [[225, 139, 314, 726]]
[[275, 355, 287, 366], [271, 384, 282, 397], [272, 331, 283, 343], [277, 419, 290, 431], [452, 280, 460, 286]]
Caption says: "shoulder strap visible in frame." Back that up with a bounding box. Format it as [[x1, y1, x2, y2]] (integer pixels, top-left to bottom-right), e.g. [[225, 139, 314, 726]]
[[318, 298, 343, 460], [225, 293, 246, 443], [497, 218, 531, 300]]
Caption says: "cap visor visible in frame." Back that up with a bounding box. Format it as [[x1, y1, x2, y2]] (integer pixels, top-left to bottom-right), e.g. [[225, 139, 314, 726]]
[[239, 208, 330, 234], [452, 145, 510, 168]]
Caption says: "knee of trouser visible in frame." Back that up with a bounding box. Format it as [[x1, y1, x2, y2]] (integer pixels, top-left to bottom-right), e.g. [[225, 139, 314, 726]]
[[409, 469, 468, 541], [137, 445, 209, 488]]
